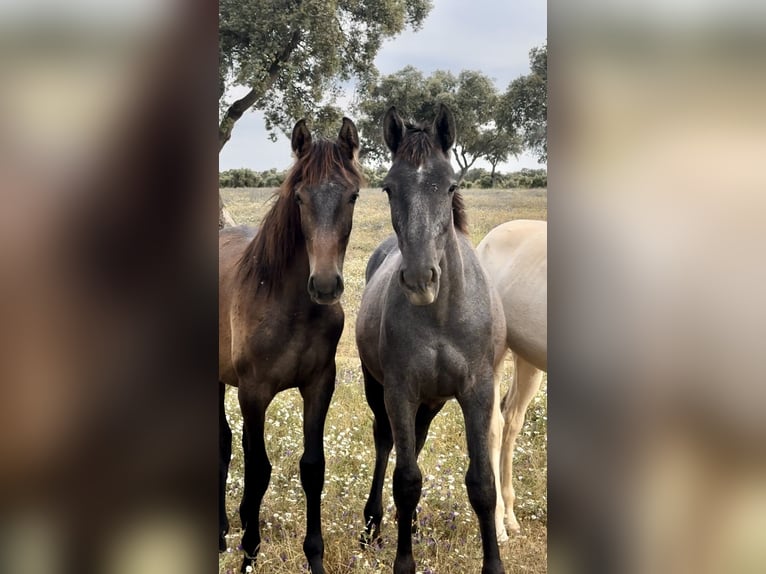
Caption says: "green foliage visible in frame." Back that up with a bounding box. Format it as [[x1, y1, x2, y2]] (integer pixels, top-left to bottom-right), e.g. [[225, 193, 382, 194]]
[[219, 0, 433, 144], [219, 168, 261, 188], [361, 164, 389, 188], [462, 167, 546, 189], [355, 67, 520, 179], [220, 166, 546, 190], [219, 167, 285, 188], [499, 43, 547, 162], [507, 168, 547, 188]]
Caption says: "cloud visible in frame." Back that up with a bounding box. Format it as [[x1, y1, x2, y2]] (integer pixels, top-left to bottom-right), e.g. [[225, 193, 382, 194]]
[[375, 0, 547, 88]]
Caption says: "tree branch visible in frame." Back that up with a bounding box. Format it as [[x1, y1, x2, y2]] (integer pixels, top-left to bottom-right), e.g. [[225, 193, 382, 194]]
[[218, 28, 302, 152], [218, 28, 303, 226], [218, 86, 263, 151]]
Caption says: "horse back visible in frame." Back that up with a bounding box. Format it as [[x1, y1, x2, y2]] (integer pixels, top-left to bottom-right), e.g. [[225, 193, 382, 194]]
[[477, 220, 547, 371], [365, 235, 398, 282], [219, 226, 256, 385]]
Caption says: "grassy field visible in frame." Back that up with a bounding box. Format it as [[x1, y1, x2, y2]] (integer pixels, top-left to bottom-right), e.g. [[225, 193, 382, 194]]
[[219, 187, 547, 573]]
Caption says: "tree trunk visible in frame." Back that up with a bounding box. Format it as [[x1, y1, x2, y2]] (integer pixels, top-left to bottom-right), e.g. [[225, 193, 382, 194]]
[[218, 88, 263, 152], [218, 87, 263, 227], [218, 30, 302, 226], [452, 147, 479, 184], [490, 162, 497, 188], [219, 192, 236, 230]]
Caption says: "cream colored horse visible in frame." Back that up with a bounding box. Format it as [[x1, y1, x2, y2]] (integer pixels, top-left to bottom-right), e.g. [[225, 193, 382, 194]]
[[477, 219, 547, 535]]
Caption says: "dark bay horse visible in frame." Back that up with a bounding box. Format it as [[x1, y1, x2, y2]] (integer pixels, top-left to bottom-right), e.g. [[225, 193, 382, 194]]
[[356, 105, 507, 574], [219, 118, 362, 573]]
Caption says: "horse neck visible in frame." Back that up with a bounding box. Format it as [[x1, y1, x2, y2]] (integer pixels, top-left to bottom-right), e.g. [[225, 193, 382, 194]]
[[435, 226, 468, 306], [280, 241, 313, 303]]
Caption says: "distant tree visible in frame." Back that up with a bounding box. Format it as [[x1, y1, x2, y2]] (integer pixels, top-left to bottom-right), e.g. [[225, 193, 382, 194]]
[[482, 128, 522, 187], [356, 68, 516, 181], [220, 168, 262, 188], [355, 66, 445, 163], [499, 43, 547, 162], [464, 167, 489, 183]]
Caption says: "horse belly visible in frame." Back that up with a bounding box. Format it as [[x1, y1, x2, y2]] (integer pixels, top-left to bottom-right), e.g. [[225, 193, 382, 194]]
[[356, 265, 393, 383], [501, 273, 547, 371]]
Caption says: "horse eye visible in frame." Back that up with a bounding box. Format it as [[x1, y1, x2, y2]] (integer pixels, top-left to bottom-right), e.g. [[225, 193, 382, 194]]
[[350, 192, 359, 204], [448, 184, 458, 194], [294, 194, 303, 205]]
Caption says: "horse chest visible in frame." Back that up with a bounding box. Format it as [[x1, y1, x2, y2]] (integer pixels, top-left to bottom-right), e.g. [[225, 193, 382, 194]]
[[382, 325, 474, 395], [238, 307, 343, 386]]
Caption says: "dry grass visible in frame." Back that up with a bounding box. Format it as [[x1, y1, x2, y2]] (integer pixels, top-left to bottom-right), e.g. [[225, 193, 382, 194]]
[[219, 187, 547, 573]]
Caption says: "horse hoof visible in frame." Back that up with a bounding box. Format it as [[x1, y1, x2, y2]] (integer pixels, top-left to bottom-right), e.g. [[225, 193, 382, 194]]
[[360, 517, 382, 550], [240, 547, 259, 573], [360, 529, 382, 550], [497, 528, 509, 544]]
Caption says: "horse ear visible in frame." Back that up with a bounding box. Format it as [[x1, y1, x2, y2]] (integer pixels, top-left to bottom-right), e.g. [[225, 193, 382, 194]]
[[337, 117, 360, 160], [383, 106, 404, 156], [291, 119, 312, 158], [434, 104, 456, 153]]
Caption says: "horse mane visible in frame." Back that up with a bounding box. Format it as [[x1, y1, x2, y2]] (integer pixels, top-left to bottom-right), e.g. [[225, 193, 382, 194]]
[[451, 188, 469, 235], [397, 121, 469, 236], [237, 139, 364, 293]]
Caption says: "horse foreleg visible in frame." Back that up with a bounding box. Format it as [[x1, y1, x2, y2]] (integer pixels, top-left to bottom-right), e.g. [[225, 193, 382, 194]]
[[411, 402, 445, 534], [219, 383, 233, 552], [237, 386, 272, 574], [414, 402, 445, 455], [460, 375, 505, 574], [500, 353, 544, 534], [299, 371, 335, 574], [361, 365, 392, 549], [385, 391, 421, 574]]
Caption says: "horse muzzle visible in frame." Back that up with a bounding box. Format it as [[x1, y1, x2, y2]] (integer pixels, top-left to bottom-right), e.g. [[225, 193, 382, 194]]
[[308, 273, 344, 305], [398, 266, 439, 306]]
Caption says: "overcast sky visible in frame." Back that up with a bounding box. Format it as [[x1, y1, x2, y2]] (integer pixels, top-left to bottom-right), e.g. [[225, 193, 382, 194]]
[[219, 0, 547, 172]]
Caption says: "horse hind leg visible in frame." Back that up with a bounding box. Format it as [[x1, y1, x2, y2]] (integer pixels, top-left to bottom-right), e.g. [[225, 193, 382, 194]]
[[489, 367, 508, 544], [298, 369, 336, 574], [500, 353, 544, 534], [219, 383, 233, 552], [360, 365, 393, 549], [237, 385, 272, 574], [459, 375, 505, 574]]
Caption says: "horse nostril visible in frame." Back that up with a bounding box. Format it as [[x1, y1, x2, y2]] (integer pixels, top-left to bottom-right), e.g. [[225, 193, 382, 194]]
[[430, 267, 437, 284], [308, 276, 316, 294], [336, 275, 344, 295], [398, 269, 406, 286]]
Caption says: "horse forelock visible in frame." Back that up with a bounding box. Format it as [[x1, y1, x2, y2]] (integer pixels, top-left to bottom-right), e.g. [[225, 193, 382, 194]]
[[288, 139, 364, 191], [237, 138, 364, 293], [396, 122, 437, 166]]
